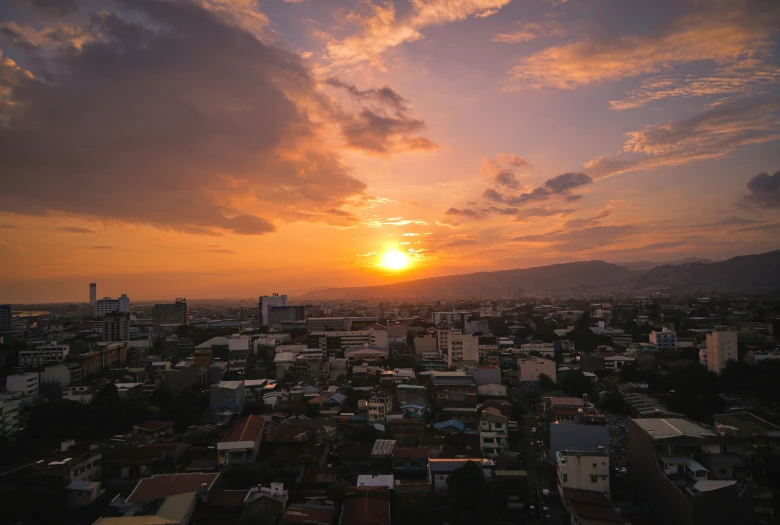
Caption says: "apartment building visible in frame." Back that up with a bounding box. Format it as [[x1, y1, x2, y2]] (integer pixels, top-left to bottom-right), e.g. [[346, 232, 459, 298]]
[[556, 448, 610, 494], [517, 356, 556, 383], [479, 407, 508, 459], [650, 329, 678, 350], [706, 327, 738, 374], [94, 294, 130, 317], [102, 311, 130, 342], [19, 343, 70, 366], [368, 394, 393, 422], [6, 372, 39, 396]]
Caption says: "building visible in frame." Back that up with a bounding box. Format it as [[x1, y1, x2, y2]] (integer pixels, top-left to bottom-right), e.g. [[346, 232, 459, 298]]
[[466, 365, 501, 386], [94, 294, 130, 317], [368, 394, 393, 422], [63, 386, 93, 404], [125, 472, 220, 504], [89, 283, 96, 306], [6, 372, 39, 396], [152, 298, 189, 326], [134, 420, 176, 436], [556, 448, 610, 493], [340, 487, 391, 525], [103, 311, 130, 342], [32, 441, 102, 482], [520, 341, 556, 357], [267, 305, 305, 328], [477, 383, 507, 398], [603, 355, 635, 372], [306, 317, 378, 332], [627, 417, 753, 525], [549, 423, 610, 461], [517, 357, 556, 383], [650, 329, 678, 350], [344, 344, 389, 365], [479, 407, 509, 459], [260, 293, 288, 326], [0, 399, 21, 436], [438, 330, 479, 367], [464, 317, 489, 335], [432, 311, 471, 328], [40, 363, 74, 388], [283, 503, 335, 525], [309, 329, 389, 357], [218, 415, 266, 469], [0, 304, 11, 332], [210, 381, 246, 410], [428, 458, 495, 493], [413, 334, 437, 356], [19, 342, 70, 366], [706, 327, 738, 374]]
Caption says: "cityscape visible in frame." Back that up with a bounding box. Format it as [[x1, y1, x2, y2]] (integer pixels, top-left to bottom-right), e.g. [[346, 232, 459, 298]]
[[1, 1, 780, 525]]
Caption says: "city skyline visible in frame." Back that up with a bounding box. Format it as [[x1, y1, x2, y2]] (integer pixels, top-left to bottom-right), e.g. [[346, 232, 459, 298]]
[[1, 0, 779, 303]]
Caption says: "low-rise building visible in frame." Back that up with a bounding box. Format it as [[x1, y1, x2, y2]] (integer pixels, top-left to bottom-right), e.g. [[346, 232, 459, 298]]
[[556, 448, 610, 493], [210, 380, 246, 410], [477, 382, 507, 398], [602, 355, 635, 372], [650, 329, 677, 350], [31, 440, 102, 482], [428, 458, 495, 493], [368, 394, 393, 422], [340, 487, 391, 525], [0, 399, 21, 436], [6, 372, 39, 396], [19, 343, 70, 367], [63, 385, 93, 404], [479, 407, 508, 459], [218, 415, 265, 469], [517, 357, 556, 383]]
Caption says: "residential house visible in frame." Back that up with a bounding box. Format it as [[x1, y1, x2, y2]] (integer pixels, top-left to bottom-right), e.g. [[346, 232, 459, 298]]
[[477, 382, 507, 398], [340, 487, 391, 525], [210, 380, 246, 411], [217, 415, 265, 469], [395, 384, 426, 406], [134, 420, 176, 437], [392, 447, 429, 479], [479, 407, 509, 459], [31, 440, 102, 482], [556, 448, 610, 493], [428, 458, 495, 493]]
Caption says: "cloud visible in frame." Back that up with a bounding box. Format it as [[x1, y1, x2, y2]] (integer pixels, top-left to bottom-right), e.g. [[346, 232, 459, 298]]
[[0, 0, 369, 236], [562, 208, 611, 230], [511, 224, 638, 251], [745, 170, 780, 209], [586, 97, 780, 179], [445, 207, 483, 219], [480, 153, 531, 189], [90, 245, 116, 250], [322, 0, 511, 69], [326, 77, 438, 154], [493, 21, 565, 44], [204, 246, 237, 254], [58, 226, 95, 234], [513, 207, 578, 221], [444, 239, 478, 247], [507, 2, 779, 92], [485, 172, 592, 206]]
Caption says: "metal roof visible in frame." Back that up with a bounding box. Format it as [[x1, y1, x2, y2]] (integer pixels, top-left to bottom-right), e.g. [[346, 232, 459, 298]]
[[371, 439, 397, 456]]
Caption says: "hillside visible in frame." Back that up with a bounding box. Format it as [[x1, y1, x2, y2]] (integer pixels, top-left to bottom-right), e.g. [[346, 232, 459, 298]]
[[298, 260, 635, 300], [616, 257, 714, 272], [635, 250, 780, 292]]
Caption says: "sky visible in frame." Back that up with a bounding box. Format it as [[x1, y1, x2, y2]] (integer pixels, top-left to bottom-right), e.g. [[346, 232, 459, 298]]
[[1, 0, 779, 303]]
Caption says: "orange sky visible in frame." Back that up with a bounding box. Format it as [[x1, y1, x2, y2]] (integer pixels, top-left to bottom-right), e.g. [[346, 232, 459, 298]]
[[0, 0, 779, 302]]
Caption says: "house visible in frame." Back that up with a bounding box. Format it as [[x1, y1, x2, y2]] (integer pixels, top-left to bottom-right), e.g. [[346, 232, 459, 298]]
[[477, 382, 507, 398], [479, 407, 509, 459], [125, 472, 220, 504], [260, 424, 326, 477], [31, 440, 102, 482], [283, 503, 335, 525], [466, 365, 501, 386], [94, 491, 197, 525], [395, 383, 426, 406], [433, 419, 465, 434], [388, 418, 425, 440], [217, 415, 266, 469], [368, 394, 393, 422], [428, 458, 495, 493], [344, 344, 389, 365], [66, 480, 102, 508], [103, 443, 189, 486], [134, 420, 176, 437], [210, 380, 246, 411], [392, 447, 428, 479], [560, 489, 625, 525], [603, 355, 635, 372], [556, 448, 610, 494], [340, 487, 391, 525]]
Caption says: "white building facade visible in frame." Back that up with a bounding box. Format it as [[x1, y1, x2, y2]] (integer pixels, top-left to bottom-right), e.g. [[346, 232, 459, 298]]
[[706, 327, 738, 374]]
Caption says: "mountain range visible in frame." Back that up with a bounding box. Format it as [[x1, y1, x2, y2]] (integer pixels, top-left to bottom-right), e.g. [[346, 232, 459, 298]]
[[297, 250, 780, 300]]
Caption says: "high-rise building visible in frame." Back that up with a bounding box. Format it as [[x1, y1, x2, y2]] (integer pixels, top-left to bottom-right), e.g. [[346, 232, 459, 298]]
[[103, 311, 130, 342], [266, 305, 306, 329], [438, 330, 479, 367], [94, 294, 130, 317], [706, 326, 738, 374], [89, 283, 97, 306], [152, 298, 190, 326], [258, 293, 287, 326], [0, 304, 11, 332]]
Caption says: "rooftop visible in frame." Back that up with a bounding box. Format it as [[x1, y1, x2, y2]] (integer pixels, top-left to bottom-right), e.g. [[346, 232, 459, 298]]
[[631, 418, 715, 439], [341, 487, 391, 525], [221, 415, 266, 443], [371, 439, 397, 456], [126, 473, 219, 504], [133, 420, 175, 433]]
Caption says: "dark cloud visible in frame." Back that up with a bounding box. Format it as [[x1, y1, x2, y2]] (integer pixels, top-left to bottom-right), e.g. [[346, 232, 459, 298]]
[[483, 172, 593, 206], [0, 0, 368, 235], [58, 226, 95, 234], [326, 77, 438, 154], [494, 169, 520, 189], [444, 239, 478, 248], [90, 245, 116, 250], [745, 170, 780, 208], [445, 207, 483, 219], [14, 0, 79, 15], [562, 208, 611, 229]]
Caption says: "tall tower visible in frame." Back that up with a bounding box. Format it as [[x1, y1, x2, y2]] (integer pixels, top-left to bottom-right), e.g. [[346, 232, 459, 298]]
[[89, 283, 97, 305]]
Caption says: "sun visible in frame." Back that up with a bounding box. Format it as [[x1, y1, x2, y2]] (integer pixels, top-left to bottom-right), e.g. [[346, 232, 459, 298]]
[[379, 249, 411, 271]]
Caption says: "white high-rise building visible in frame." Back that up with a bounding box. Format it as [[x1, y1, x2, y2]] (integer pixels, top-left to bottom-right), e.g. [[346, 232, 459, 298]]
[[94, 294, 130, 317], [89, 283, 97, 306], [706, 327, 738, 374], [259, 294, 287, 327]]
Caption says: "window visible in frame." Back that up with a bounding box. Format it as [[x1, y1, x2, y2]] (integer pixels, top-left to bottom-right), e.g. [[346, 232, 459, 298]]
[[593, 463, 597, 467], [562, 474, 567, 482], [591, 475, 598, 483]]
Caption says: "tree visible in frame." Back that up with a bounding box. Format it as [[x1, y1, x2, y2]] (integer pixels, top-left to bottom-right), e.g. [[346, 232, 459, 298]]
[[538, 373, 556, 391], [561, 371, 593, 398], [444, 461, 498, 525], [93, 383, 119, 406], [241, 403, 266, 418], [305, 402, 321, 418]]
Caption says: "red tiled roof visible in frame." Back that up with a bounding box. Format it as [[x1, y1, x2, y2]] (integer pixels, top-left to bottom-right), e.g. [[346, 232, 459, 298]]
[[221, 415, 266, 443], [126, 473, 219, 504], [134, 420, 175, 432], [392, 447, 429, 459], [341, 487, 391, 525]]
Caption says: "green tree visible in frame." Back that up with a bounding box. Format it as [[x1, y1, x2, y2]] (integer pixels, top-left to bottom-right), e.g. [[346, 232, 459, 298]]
[[561, 371, 593, 398], [444, 461, 498, 525]]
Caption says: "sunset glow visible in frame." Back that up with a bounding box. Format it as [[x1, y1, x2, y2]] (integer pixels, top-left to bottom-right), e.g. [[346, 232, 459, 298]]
[[379, 250, 412, 272], [0, 0, 778, 302]]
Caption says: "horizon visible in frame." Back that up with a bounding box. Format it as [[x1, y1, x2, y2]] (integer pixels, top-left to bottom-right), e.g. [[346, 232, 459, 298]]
[[1, 0, 779, 303]]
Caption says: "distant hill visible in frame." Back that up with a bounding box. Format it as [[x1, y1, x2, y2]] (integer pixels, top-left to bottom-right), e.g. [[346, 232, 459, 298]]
[[635, 250, 780, 292], [297, 260, 635, 300], [617, 257, 714, 272]]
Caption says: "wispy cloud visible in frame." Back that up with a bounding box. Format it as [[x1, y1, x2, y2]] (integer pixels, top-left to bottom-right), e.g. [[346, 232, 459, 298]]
[[90, 245, 116, 250], [493, 21, 565, 44]]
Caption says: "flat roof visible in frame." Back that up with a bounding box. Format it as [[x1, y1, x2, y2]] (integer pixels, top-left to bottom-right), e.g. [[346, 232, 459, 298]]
[[693, 480, 736, 492], [631, 418, 715, 439]]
